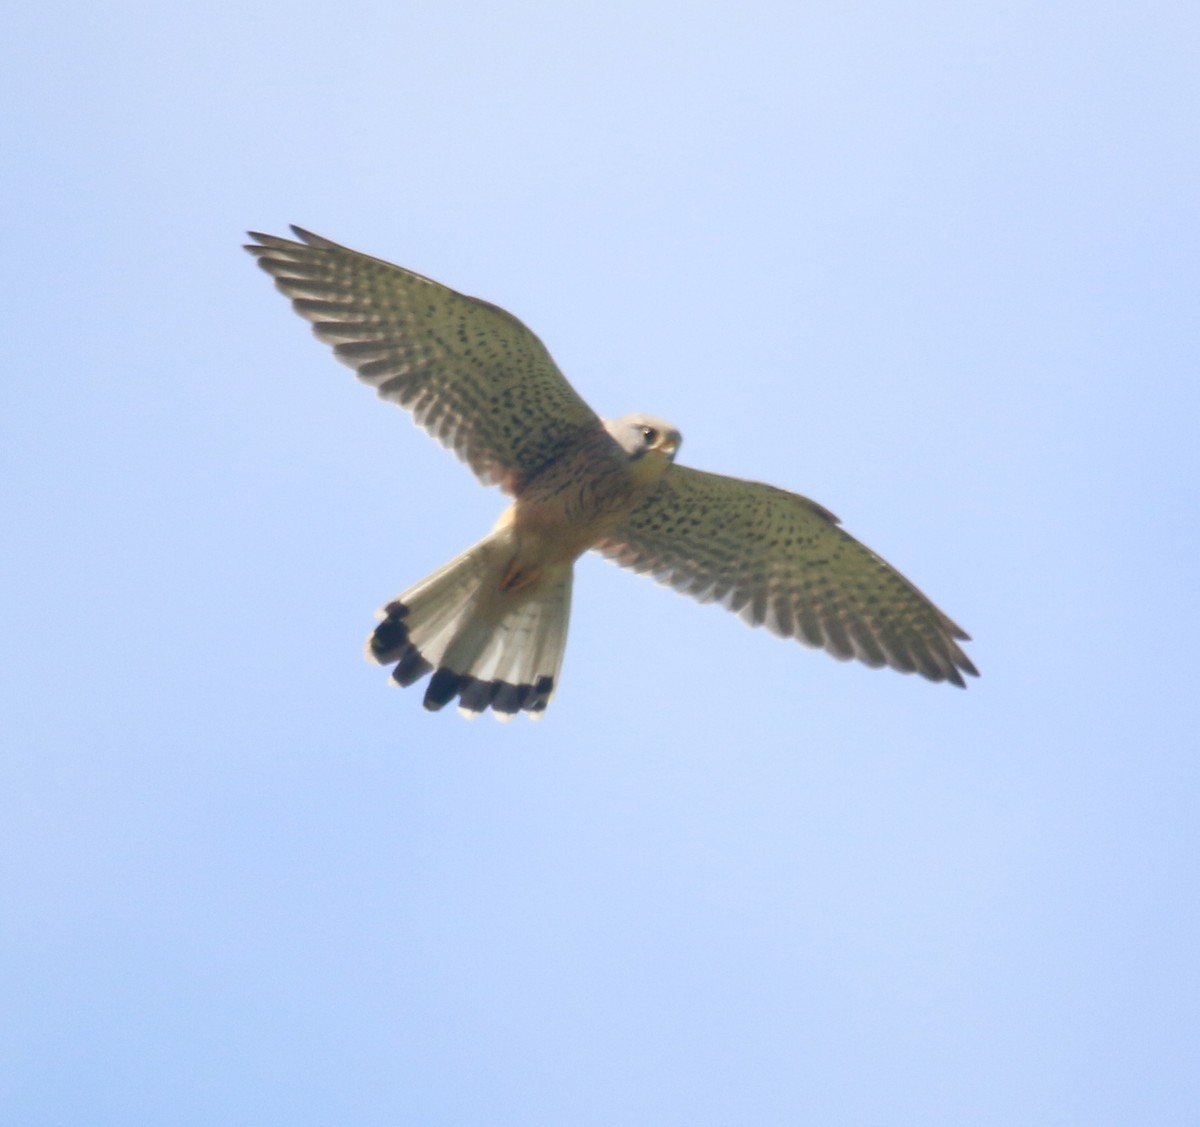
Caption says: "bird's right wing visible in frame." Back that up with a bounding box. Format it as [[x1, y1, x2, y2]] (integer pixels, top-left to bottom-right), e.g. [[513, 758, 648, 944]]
[[246, 227, 603, 493], [595, 465, 978, 686]]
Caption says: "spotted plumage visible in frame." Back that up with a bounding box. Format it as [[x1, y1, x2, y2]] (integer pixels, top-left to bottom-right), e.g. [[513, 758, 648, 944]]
[[247, 226, 978, 718]]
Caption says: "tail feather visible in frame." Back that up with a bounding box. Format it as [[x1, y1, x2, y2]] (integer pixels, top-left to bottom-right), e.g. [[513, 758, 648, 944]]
[[368, 530, 574, 719]]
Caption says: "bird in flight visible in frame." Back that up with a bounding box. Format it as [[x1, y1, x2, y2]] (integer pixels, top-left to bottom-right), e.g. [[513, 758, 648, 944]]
[[246, 227, 978, 719]]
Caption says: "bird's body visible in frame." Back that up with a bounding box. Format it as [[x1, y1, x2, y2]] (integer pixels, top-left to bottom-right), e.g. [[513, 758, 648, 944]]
[[247, 227, 978, 718], [498, 414, 678, 582]]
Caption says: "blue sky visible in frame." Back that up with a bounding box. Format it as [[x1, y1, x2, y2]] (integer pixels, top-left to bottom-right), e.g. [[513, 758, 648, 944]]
[[3, 1, 1198, 1123]]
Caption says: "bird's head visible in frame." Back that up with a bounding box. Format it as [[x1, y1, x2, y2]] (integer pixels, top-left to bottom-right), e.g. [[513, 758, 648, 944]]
[[605, 413, 682, 464]]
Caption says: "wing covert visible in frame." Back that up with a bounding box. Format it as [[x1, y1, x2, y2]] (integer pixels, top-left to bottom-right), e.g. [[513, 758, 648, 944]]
[[246, 227, 602, 492], [595, 465, 978, 686]]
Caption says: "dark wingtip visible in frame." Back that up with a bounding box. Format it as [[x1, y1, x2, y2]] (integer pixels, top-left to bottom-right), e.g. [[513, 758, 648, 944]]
[[289, 225, 338, 249], [943, 656, 980, 688], [244, 226, 332, 255], [952, 649, 980, 684]]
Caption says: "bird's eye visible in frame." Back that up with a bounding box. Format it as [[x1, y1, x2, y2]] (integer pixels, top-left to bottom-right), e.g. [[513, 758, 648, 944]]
[[640, 426, 659, 445]]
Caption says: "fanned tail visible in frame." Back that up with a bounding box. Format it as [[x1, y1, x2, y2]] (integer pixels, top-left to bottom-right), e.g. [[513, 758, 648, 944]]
[[368, 530, 573, 719]]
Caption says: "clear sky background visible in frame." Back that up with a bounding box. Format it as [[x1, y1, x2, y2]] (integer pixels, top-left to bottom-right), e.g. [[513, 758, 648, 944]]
[[3, 2, 1198, 1124]]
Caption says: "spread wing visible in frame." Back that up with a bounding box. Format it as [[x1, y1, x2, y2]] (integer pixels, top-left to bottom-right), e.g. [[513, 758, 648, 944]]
[[595, 465, 978, 686], [246, 227, 603, 493]]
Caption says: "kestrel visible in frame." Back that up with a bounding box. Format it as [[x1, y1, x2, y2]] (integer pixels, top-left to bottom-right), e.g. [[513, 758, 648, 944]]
[[247, 227, 978, 719]]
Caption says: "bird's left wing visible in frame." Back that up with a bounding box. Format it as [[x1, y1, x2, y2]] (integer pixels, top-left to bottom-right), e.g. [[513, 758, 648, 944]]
[[594, 465, 978, 686], [246, 227, 602, 493]]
